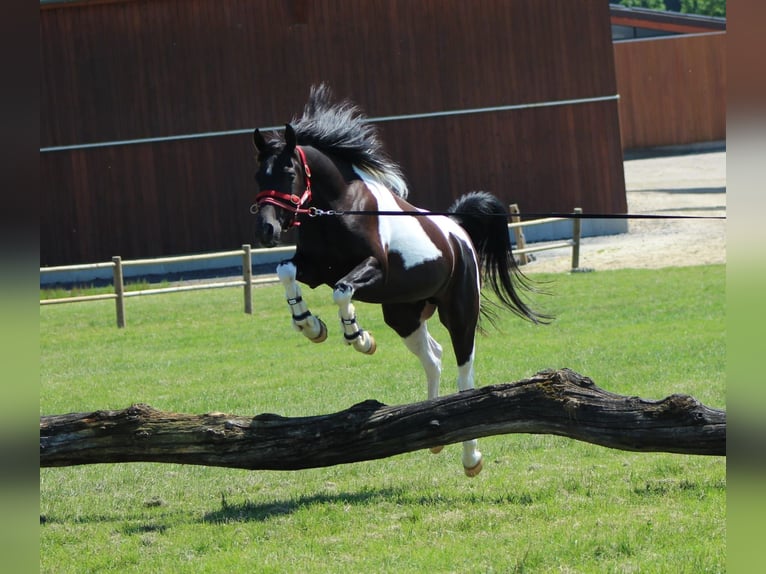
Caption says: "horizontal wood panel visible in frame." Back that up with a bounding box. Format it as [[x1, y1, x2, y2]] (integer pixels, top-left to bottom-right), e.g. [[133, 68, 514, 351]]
[[41, 0, 625, 266], [41, 0, 617, 147], [41, 137, 255, 266], [41, 100, 625, 267]]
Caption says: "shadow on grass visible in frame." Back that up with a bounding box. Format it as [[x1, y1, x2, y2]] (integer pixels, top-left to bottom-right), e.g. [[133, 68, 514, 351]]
[[201, 483, 553, 524], [202, 487, 405, 523]]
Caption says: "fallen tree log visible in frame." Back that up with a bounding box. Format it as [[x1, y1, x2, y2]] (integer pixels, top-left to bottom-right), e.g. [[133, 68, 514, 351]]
[[40, 369, 725, 469]]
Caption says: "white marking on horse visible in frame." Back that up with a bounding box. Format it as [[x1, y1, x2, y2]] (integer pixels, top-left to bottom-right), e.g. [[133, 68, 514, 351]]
[[402, 322, 443, 400], [354, 167, 476, 270]]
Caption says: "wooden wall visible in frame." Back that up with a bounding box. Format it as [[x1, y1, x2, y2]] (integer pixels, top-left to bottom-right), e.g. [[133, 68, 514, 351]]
[[614, 32, 726, 150], [41, 0, 626, 266]]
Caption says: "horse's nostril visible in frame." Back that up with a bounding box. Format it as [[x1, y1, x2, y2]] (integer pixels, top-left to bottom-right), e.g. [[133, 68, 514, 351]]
[[258, 222, 279, 247]]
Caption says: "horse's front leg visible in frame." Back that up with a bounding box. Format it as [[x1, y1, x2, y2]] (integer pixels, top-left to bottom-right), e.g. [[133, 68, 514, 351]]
[[332, 256, 384, 355], [276, 260, 327, 343]]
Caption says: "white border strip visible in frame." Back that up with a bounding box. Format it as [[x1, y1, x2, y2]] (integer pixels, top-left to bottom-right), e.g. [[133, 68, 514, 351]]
[[40, 94, 619, 153]]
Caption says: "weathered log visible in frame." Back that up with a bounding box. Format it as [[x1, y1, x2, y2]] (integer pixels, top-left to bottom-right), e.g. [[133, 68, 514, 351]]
[[40, 369, 725, 469]]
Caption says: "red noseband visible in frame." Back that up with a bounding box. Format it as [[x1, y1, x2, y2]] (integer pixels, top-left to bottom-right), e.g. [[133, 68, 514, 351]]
[[253, 146, 312, 228]]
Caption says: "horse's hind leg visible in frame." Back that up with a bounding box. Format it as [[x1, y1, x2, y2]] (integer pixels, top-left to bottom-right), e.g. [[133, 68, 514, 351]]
[[403, 321, 444, 454], [439, 304, 483, 476], [456, 353, 483, 476], [382, 302, 444, 453], [276, 261, 327, 343], [402, 321, 442, 401]]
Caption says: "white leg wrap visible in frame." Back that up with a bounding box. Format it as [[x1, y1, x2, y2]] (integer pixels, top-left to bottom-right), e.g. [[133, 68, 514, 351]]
[[277, 262, 324, 341], [333, 286, 375, 354], [276, 261, 298, 285]]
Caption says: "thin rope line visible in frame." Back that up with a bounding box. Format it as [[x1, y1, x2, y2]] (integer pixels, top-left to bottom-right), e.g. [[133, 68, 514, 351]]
[[301, 209, 725, 221]]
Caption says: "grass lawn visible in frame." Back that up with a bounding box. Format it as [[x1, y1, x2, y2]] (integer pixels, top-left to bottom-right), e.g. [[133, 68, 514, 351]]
[[40, 265, 725, 573]]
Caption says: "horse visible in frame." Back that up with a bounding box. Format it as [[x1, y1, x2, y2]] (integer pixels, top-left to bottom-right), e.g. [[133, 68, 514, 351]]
[[251, 84, 547, 476]]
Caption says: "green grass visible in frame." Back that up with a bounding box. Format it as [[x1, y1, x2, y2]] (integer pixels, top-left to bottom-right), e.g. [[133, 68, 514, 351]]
[[40, 279, 171, 300], [40, 265, 725, 573]]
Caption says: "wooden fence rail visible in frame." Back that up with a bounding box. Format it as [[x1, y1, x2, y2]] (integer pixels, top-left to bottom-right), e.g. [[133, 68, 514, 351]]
[[509, 204, 582, 268], [40, 210, 583, 327]]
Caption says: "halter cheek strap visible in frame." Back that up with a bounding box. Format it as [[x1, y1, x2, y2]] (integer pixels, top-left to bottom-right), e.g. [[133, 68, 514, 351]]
[[253, 146, 313, 228]]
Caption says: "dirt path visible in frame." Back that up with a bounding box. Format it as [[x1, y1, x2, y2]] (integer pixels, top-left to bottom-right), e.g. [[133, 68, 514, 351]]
[[523, 150, 726, 273]]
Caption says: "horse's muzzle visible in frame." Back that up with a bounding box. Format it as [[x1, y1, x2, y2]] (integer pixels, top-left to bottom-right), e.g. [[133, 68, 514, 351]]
[[256, 222, 280, 247], [254, 206, 282, 247]]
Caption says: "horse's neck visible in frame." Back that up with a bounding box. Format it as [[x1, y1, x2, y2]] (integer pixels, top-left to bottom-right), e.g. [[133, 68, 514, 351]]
[[303, 147, 357, 205]]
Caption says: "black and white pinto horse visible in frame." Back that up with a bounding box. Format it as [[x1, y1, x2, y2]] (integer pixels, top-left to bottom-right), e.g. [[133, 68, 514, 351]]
[[252, 85, 546, 476]]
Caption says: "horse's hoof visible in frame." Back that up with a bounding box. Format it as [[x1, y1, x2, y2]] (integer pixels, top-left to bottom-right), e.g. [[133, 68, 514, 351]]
[[310, 319, 328, 343], [429, 446, 444, 454], [350, 331, 376, 354], [464, 457, 483, 477]]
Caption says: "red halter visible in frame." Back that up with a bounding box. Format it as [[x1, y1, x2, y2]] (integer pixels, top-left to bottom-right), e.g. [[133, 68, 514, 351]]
[[253, 146, 312, 228]]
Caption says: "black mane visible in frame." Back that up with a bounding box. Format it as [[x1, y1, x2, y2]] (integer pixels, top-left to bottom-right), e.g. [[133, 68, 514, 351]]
[[291, 84, 408, 198]]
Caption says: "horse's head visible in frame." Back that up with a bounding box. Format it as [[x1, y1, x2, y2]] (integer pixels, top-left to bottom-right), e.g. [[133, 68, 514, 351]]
[[252, 124, 312, 247]]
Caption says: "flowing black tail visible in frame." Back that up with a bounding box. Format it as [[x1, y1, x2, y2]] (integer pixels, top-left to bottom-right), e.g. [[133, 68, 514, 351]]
[[448, 191, 551, 325]]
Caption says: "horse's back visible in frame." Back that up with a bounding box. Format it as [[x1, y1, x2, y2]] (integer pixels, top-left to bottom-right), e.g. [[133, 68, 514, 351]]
[[352, 174, 479, 304], [359, 172, 472, 259]]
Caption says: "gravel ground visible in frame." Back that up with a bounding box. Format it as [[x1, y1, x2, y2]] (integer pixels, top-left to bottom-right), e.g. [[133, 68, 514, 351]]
[[522, 150, 726, 273]]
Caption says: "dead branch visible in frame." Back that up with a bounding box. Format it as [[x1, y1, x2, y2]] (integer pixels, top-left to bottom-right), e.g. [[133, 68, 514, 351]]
[[40, 369, 725, 469]]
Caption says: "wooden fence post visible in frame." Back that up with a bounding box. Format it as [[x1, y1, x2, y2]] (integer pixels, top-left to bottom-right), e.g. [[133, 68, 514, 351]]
[[112, 256, 125, 328], [508, 203, 529, 265], [571, 207, 582, 271], [242, 244, 253, 315]]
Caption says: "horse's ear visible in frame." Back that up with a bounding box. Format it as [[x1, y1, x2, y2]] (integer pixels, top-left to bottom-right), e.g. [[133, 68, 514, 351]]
[[284, 124, 297, 152], [253, 128, 268, 153]]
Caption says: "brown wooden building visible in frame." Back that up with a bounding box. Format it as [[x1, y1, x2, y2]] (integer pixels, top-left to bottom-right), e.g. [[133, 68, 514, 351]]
[[41, 0, 627, 267], [610, 5, 726, 150]]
